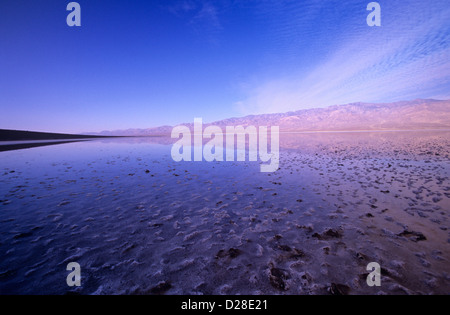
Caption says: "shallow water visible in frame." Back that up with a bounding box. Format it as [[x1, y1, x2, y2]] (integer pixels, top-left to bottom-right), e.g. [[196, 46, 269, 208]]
[[0, 131, 449, 294]]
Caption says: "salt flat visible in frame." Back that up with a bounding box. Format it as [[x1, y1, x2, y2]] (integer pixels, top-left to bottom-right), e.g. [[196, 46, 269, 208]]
[[0, 131, 448, 294]]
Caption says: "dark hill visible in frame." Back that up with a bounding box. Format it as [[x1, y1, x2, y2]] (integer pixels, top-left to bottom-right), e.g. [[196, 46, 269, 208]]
[[0, 129, 117, 141]]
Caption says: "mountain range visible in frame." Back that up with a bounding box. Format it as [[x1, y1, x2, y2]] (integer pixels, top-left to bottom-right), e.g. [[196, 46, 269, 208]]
[[90, 99, 450, 136]]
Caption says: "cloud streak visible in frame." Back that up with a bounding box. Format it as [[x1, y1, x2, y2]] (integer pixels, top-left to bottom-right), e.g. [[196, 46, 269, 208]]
[[235, 0, 450, 115], [168, 0, 223, 43]]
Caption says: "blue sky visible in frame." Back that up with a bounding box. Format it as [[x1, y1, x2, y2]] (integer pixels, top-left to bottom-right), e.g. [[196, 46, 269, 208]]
[[0, 0, 449, 133]]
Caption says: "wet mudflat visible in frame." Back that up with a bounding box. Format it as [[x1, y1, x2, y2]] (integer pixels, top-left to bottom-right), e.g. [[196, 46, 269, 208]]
[[0, 131, 449, 295]]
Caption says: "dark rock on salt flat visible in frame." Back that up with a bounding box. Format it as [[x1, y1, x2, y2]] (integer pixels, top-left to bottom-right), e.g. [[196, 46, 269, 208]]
[[216, 248, 242, 259], [380, 267, 392, 277], [150, 281, 172, 295], [312, 228, 342, 240], [277, 245, 292, 252], [228, 248, 241, 258], [397, 230, 427, 242], [355, 252, 368, 261], [215, 250, 226, 259], [13, 232, 33, 239], [269, 267, 290, 291], [273, 234, 283, 240], [289, 248, 306, 259], [328, 283, 350, 295]]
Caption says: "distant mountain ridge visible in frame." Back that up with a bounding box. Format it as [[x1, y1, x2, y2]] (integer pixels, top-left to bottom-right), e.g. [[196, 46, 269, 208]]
[[90, 99, 450, 136]]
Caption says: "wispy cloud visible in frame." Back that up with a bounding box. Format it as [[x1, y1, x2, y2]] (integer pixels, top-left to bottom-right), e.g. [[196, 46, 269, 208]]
[[167, 0, 223, 43], [191, 2, 221, 29], [235, 0, 450, 115]]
